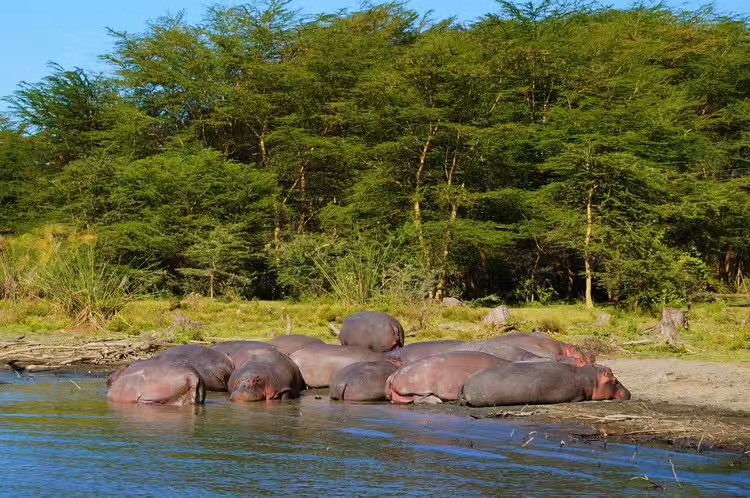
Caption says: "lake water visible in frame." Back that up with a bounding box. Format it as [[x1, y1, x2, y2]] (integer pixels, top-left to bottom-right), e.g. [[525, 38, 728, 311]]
[[0, 372, 748, 496]]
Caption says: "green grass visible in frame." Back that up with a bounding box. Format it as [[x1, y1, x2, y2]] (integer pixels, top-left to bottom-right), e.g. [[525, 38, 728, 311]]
[[0, 297, 747, 363]]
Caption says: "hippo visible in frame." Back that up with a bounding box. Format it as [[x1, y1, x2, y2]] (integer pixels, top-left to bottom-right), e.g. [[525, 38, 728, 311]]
[[289, 344, 385, 388], [158, 344, 234, 392], [107, 358, 206, 406], [490, 332, 595, 365], [212, 340, 279, 369], [329, 361, 397, 402], [339, 311, 405, 352], [386, 340, 464, 365], [386, 351, 506, 404], [228, 349, 304, 402], [459, 362, 631, 407], [269, 335, 325, 356], [452, 341, 549, 362]]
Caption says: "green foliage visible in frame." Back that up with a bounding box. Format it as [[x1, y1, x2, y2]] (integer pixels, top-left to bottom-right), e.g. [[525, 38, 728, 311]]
[[36, 243, 134, 326], [277, 233, 429, 306], [0, 1, 748, 309]]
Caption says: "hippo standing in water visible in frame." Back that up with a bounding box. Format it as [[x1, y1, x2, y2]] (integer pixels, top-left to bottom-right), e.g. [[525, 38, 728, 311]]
[[329, 361, 397, 402], [269, 335, 325, 356], [228, 348, 304, 402], [290, 344, 385, 388], [158, 345, 234, 392], [386, 340, 464, 365], [490, 333, 595, 365], [107, 358, 206, 406], [459, 362, 631, 407], [386, 351, 506, 404], [339, 311, 405, 352]]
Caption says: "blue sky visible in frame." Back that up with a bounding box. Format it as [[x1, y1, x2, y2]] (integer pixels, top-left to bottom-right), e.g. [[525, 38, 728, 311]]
[[1, 0, 748, 108]]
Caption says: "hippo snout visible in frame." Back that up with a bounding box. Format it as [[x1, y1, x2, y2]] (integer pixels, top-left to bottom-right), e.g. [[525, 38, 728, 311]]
[[614, 384, 631, 401]]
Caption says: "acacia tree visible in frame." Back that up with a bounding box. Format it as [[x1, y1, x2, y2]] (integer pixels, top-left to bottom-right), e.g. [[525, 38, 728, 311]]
[[5, 64, 118, 164]]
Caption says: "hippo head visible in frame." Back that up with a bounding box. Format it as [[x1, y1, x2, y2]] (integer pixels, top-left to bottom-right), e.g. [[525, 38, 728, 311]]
[[554, 355, 587, 367], [229, 375, 268, 402], [591, 366, 631, 401], [564, 344, 596, 365]]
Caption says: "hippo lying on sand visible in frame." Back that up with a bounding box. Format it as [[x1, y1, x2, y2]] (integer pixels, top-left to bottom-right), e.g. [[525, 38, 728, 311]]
[[290, 344, 385, 388], [451, 341, 554, 363], [386, 351, 506, 404], [386, 340, 464, 365], [459, 362, 631, 407], [339, 311, 405, 352], [269, 335, 325, 355], [158, 344, 234, 392], [490, 333, 595, 365], [107, 358, 206, 406], [330, 361, 397, 402]]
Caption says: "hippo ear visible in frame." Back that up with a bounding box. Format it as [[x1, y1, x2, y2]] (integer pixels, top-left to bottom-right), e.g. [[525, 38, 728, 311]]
[[597, 367, 616, 384]]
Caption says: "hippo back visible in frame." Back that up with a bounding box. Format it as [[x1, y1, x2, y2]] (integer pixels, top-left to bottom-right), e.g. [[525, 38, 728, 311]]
[[269, 335, 325, 355], [290, 343, 385, 388], [386, 351, 507, 403], [107, 358, 206, 406], [339, 311, 405, 353], [158, 344, 234, 392], [330, 361, 397, 402], [387, 340, 464, 365]]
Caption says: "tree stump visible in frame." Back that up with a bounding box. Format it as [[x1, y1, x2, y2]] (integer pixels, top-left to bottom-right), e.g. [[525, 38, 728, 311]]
[[595, 312, 612, 327], [658, 308, 688, 346], [663, 308, 689, 330], [482, 305, 511, 327]]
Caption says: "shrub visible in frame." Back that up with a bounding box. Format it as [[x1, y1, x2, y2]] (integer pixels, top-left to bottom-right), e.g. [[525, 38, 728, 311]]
[[36, 243, 134, 326]]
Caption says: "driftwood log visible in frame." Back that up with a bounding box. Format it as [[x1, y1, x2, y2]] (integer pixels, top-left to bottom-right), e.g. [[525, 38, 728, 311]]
[[0, 339, 175, 372]]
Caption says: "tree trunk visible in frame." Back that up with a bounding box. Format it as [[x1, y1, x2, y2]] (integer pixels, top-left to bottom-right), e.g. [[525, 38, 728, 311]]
[[435, 185, 461, 301], [435, 131, 462, 301], [297, 159, 308, 234], [253, 120, 269, 166], [584, 185, 596, 309], [209, 269, 215, 299], [414, 124, 437, 271]]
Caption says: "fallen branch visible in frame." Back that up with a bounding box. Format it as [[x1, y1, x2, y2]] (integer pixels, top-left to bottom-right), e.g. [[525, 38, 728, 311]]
[[577, 414, 654, 423], [470, 409, 538, 419]]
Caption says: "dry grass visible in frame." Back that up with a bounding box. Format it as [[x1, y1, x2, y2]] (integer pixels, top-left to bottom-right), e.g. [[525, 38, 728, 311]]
[[0, 297, 748, 362]]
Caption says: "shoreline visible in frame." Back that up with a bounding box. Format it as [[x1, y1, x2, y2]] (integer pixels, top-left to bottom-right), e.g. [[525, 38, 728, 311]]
[[2, 338, 749, 456], [4, 365, 749, 457]]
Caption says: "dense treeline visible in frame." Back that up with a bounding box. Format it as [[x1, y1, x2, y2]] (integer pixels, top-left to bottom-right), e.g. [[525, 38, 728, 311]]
[[1, 1, 748, 309]]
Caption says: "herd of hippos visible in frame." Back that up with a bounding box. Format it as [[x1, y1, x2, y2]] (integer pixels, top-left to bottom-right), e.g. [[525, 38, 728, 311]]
[[107, 311, 631, 408]]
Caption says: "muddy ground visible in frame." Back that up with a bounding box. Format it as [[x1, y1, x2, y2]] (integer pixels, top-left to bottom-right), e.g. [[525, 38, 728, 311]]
[[403, 356, 750, 454]]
